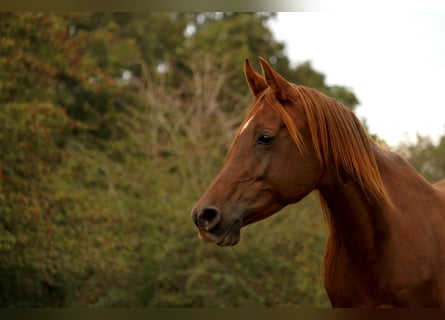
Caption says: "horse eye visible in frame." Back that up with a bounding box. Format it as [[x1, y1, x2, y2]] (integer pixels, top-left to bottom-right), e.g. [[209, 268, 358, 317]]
[[257, 133, 275, 145]]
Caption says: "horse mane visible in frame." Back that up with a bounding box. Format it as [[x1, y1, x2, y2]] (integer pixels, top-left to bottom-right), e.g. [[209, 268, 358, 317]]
[[268, 85, 390, 204], [230, 84, 392, 274], [231, 85, 390, 206], [266, 85, 394, 279]]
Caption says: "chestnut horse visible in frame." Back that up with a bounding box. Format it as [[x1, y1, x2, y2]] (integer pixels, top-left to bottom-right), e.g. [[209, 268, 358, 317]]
[[191, 58, 445, 307]]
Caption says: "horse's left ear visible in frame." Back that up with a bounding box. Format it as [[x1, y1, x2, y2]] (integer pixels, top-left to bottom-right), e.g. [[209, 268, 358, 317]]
[[244, 58, 268, 96], [259, 57, 293, 101]]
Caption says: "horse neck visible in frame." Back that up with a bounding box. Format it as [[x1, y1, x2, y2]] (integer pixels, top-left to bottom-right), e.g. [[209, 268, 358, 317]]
[[318, 145, 391, 266]]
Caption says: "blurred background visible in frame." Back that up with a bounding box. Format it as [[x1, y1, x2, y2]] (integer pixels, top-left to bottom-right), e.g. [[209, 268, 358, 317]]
[[1, 12, 444, 307]]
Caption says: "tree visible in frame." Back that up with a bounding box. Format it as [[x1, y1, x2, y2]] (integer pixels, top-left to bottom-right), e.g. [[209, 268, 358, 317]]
[[0, 12, 146, 306], [398, 133, 445, 183]]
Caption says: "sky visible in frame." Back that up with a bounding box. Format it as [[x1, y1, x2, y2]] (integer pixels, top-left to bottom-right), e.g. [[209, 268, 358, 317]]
[[268, 12, 445, 147]]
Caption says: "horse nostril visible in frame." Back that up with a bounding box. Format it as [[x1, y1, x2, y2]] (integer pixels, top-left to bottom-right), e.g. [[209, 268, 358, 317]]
[[199, 207, 220, 231]]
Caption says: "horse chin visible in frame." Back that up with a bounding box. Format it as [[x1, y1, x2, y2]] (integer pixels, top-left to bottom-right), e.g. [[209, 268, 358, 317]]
[[216, 229, 241, 247], [216, 219, 242, 246]]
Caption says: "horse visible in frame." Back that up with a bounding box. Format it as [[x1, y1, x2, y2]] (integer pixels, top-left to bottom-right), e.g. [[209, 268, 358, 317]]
[[191, 57, 445, 307]]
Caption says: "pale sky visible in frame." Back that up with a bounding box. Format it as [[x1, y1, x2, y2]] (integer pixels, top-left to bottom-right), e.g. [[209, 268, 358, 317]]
[[268, 12, 445, 147]]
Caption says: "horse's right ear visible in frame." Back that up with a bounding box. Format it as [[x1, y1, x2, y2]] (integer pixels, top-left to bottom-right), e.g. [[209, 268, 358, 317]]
[[244, 58, 268, 96]]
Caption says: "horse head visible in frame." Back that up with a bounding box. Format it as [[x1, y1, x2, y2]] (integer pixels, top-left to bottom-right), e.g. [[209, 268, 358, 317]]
[[191, 58, 322, 246]]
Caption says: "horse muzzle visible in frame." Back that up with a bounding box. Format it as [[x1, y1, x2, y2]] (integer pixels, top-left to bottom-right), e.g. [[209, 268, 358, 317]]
[[192, 205, 242, 246]]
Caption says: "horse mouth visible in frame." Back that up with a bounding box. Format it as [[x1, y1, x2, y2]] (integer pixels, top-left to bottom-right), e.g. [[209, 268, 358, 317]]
[[197, 219, 242, 246]]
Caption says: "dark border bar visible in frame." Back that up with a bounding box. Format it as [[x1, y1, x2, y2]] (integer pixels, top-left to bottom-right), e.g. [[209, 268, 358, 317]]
[[4, 308, 445, 320]]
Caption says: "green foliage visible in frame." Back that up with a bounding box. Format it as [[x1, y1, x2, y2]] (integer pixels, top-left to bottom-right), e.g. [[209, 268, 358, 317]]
[[397, 134, 445, 183], [0, 12, 147, 307], [1, 12, 442, 308], [0, 101, 151, 306]]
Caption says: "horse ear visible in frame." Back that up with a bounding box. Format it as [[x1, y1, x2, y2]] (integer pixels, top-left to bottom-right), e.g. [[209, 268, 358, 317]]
[[259, 57, 292, 101], [244, 58, 268, 96]]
